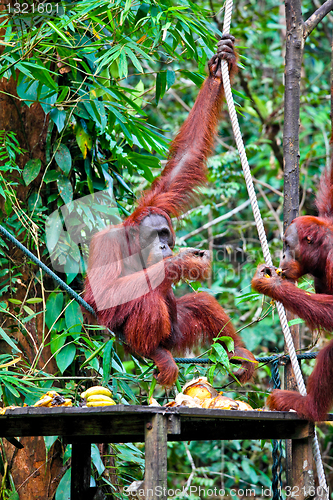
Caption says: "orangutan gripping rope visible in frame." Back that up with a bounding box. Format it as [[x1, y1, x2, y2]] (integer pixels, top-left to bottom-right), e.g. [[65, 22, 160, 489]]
[[252, 159, 333, 420], [84, 36, 256, 386]]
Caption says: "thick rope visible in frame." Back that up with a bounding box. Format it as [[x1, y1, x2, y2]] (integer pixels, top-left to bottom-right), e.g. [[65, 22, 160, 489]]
[[174, 352, 318, 364], [0, 224, 96, 317], [221, 0, 328, 494]]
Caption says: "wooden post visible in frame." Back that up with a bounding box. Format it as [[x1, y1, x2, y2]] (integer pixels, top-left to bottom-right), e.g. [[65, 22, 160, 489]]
[[283, 0, 315, 496], [291, 436, 315, 500], [71, 442, 91, 499], [144, 413, 168, 500]]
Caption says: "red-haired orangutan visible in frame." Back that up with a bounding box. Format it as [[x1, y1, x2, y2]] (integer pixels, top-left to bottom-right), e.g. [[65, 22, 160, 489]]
[[84, 35, 257, 387], [252, 160, 333, 420]]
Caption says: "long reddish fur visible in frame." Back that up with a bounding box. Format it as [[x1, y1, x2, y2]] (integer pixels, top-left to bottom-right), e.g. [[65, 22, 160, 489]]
[[138, 76, 230, 217], [84, 40, 257, 386], [252, 159, 333, 420]]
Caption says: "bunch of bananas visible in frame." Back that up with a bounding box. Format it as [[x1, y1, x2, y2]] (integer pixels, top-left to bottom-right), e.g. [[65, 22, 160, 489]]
[[81, 386, 116, 407], [33, 391, 72, 407]]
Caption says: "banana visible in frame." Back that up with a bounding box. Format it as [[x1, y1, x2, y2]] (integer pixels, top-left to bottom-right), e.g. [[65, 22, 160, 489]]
[[86, 400, 115, 407], [33, 391, 72, 408], [86, 394, 114, 403], [59, 399, 72, 407], [34, 395, 53, 407], [81, 386, 112, 399], [45, 391, 59, 398]]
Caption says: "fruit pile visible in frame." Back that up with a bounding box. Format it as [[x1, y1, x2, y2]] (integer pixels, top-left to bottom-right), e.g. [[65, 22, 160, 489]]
[[163, 377, 254, 410], [81, 386, 116, 407], [33, 391, 72, 407]]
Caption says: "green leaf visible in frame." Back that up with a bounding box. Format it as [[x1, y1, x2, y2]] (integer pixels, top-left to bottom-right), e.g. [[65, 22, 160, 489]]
[[118, 379, 138, 403], [55, 468, 71, 500], [23, 159, 41, 185], [57, 86, 70, 103], [44, 170, 59, 184], [208, 364, 216, 385], [166, 69, 175, 89], [102, 339, 114, 384], [0, 327, 21, 353], [17, 79, 38, 107], [80, 343, 105, 370], [65, 301, 83, 333], [45, 293, 64, 330], [7, 491, 19, 500], [124, 47, 143, 73], [18, 62, 58, 91], [26, 298, 43, 304], [148, 377, 157, 402], [288, 318, 305, 326], [179, 70, 205, 86], [56, 343, 76, 373], [86, 100, 107, 133], [50, 332, 66, 355], [46, 21, 73, 45], [214, 335, 234, 352], [23, 305, 35, 316], [38, 86, 57, 113], [55, 144, 72, 175], [155, 71, 167, 105], [44, 435, 58, 461], [75, 124, 92, 159], [8, 298, 22, 304], [212, 342, 230, 366], [91, 444, 105, 476], [50, 108, 67, 132], [113, 171, 133, 194], [2, 378, 20, 398], [118, 51, 128, 79], [57, 175, 73, 204]]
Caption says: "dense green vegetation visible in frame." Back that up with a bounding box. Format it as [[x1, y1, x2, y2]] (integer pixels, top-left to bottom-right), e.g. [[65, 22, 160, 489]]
[[0, 0, 332, 498]]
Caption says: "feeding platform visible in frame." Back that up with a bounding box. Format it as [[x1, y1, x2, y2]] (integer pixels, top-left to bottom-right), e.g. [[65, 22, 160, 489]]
[[0, 405, 324, 499]]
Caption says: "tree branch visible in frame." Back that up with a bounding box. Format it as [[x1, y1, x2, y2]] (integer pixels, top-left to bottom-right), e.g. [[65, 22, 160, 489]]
[[238, 70, 284, 169], [178, 199, 252, 242], [283, 0, 304, 230], [304, 0, 333, 38]]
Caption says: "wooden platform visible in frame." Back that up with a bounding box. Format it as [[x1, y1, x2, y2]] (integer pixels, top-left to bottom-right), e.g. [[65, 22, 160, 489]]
[[0, 404, 315, 442], [0, 405, 323, 499]]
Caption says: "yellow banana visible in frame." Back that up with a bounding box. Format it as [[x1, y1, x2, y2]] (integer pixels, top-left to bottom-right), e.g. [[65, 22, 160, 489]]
[[45, 391, 59, 398], [59, 399, 72, 407], [86, 400, 115, 407], [81, 386, 112, 399], [34, 395, 53, 407], [86, 394, 114, 403]]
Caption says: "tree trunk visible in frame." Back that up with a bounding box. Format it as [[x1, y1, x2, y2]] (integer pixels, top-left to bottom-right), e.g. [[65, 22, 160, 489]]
[[0, 2, 62, 497]]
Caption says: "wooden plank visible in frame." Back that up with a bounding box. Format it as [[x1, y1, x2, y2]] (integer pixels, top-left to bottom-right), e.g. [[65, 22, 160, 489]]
[[175, 417, 314, 442], [291, 437, 315, 500], [2, 405, 332, 419], [0, 406, 324, 442], [144, 413, 167, 500]]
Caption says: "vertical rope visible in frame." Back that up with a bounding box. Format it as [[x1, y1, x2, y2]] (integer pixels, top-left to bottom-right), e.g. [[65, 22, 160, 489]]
[[221, 1, 328, 495]]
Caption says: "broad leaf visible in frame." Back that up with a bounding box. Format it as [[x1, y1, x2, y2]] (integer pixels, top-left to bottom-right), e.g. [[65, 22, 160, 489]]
[[45, 293, 64, 330], [56, 343, 76, 373], [23, 159, 41, 185], [57, 176, 73, 204], [65, 301, 83, 334], [55, 144, 72, 175]]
